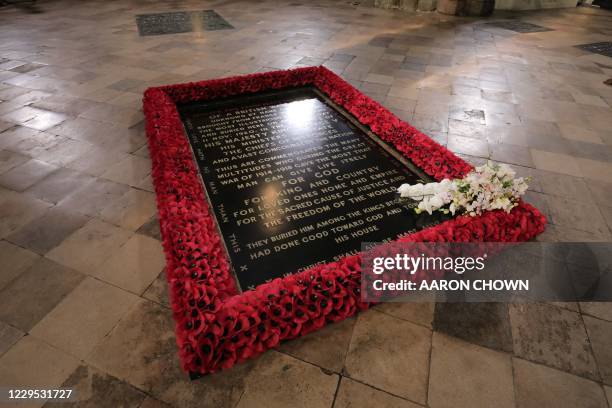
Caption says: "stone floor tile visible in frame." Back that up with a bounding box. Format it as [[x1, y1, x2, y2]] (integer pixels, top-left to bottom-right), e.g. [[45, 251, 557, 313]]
[[22, 109, 68, 132], [0, 192, 52, 238], [0, 321, 23, 357], [449, 106, 485, 125], [334, 377, 423, 408], [0, 336, 80, 401], [101, 154, 151, 187], [0, 258, 84, 331], [1, 105, 43, 125], [537, 171, 594, 203], [546, 224, 612, 242], [85, 299, 178, 393], [100, 188, 157, 230], [58, 178, 130, 216], [26, 167, 95, 204], [138, 397, 172, 408], [344, 310, 431, 404], [0, 239, 39, 290], [490, 143, 533, 167], [232, 351, 339, 408], [583, 316, 612, 385], [6, 207, 89, 255], [87, 298, 338, 408], [513, 357, 608, 408], [411, 114, 449, 133], [383, 96, 417, 113], [44, 364, 146, 408], [31, 95, 102, 117], [530, 150, 583, 177], [0, 119, 14, 133], [66, 146, 130, 176], [0, 159, 58, 191], [448, 118, 485, 140], [433, 302, 513, 352], [428, 333, 514, 408], [509, 303, 599, 380], [375, 301, 434, 328], [80, 103, 143, 127], [486, 125, 529, 146], [581, 303, 612, 322], [137, 215, 161, 241], [142, 271, 169, 308], [278, 316, 355, 373], [586, 180, 612, 207], [31, 277, 139, 359], [0, 126, 37, 150], [447, 135, 489, 158], [4, 130, 61, 159], [0, 149, 29, 174], [576, 158, 612, 184], [92, 233, 165, 294], [558, 124, 605, 145], [46, 219, 132, 274], [35, 138, 94, 167], [545, 196, 609, 236]]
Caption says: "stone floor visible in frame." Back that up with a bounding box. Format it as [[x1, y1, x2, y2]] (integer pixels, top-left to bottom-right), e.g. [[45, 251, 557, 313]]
[[1, 0, 612, 407]]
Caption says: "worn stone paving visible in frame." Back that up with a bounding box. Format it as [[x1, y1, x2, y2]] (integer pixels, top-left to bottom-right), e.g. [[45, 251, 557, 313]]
[[0, 1, 612, 407]]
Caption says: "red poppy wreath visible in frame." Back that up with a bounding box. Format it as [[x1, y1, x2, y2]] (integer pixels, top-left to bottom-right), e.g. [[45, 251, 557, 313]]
[[143, 66, 546, 377]]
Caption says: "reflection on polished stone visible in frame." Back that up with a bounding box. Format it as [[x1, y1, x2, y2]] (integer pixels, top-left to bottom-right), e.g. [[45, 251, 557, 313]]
[[180, 88, 448, 289]]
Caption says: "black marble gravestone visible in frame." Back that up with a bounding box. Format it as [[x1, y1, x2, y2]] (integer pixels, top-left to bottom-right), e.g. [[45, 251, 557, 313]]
[[179, 88, 447, 290], [136, 10, 233, 36], [485, 20, 553, 33]]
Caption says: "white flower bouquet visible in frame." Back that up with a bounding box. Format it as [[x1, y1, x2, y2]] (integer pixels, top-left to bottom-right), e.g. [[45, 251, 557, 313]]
[[397, 162, 530, 216]]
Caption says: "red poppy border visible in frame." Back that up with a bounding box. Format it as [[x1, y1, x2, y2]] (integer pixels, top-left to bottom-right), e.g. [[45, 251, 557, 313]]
[[143, 66, 546, 376]]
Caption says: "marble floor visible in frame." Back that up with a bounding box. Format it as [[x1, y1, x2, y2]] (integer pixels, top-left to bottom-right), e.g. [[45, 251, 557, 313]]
[[1, 0, 612, 407]]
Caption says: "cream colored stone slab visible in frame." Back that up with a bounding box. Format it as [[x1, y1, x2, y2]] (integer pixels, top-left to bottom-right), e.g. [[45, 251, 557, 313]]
[[580, 302, 612, 322], [0, 336, 79, 407], [58, 178, 130, 217], [509, 303, 599, 380], [92, 234, 165, 294], [583, 316, 612, 385], [101, 155, 151, 187], [558, 124, 605, 144], [376, 301, 434, 328], [0, 149, 29, 174], [279, 316, 355, 373], [0, 159, 58, 191], [234, 351, 339, 408], [513, 358, 608, 408], [30, 277, 139, 359], [0, 321, 23, 357], [345, 310, 431, 404], [100, 188, 157, 230], [428, 333, 514, 408], [55, 364, 146, 407], [0, 193, 51, 238], [530, 150, 583, 177], [80, 103, 143, 127], [0, 240, 39, 290], [46, 218, 133, 274], [576, 158, 612, 184], [335, 377, 423, 408], [69, 145, 126, 176], [35, 137, 95, 167], [545, 196, 609, 236]]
